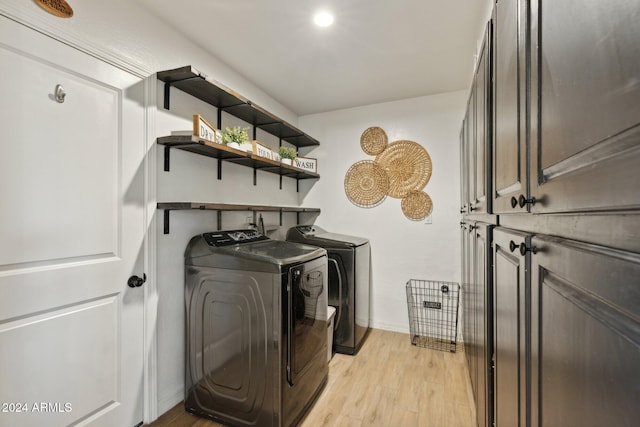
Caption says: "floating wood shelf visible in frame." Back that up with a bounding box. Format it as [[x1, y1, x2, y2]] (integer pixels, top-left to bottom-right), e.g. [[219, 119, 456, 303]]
[[158, 202, 321, 234], [157, 135, 320, 182], [157, 65, 319, 148]]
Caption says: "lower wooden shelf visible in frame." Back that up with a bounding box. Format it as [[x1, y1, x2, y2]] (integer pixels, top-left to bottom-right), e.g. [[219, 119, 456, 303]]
[[157, 202, 321, 234]]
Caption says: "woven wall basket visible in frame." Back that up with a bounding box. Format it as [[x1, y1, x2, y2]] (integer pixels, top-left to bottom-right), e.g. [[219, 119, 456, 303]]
[[375, 140, 432, 198], [401, 190, 433, 220], [344, 160, 390, 208], [360, 126, 388, 156]]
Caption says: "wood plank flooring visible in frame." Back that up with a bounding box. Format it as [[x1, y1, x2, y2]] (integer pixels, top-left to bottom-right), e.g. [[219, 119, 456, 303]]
[[148, 329, 476, 427]]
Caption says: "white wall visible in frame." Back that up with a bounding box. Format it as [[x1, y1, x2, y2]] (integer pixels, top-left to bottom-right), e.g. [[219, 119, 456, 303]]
[[299, 91, 466, 332]]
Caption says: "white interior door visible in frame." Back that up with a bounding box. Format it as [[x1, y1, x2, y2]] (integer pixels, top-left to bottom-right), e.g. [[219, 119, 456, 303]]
[[0, 16, 146, 427]]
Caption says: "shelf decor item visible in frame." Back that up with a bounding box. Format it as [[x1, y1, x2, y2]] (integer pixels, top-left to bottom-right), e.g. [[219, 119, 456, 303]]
[[293, 156, 317, 173], [344, 160, 390, 208], [375, 140, 432, 198], [222, 126, 250, 150], [252, 141, 273, 160], [360, 126, 388, 155], [193, 114, 219, 146], [279, 146, 297, 165]]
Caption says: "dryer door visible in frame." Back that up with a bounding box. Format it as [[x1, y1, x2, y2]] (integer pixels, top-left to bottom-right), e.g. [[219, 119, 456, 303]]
[[287, 261, 327, 385]]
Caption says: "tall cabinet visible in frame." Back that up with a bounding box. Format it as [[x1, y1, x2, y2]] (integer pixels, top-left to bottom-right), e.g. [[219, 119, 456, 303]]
[[461, 1, 640, 426]]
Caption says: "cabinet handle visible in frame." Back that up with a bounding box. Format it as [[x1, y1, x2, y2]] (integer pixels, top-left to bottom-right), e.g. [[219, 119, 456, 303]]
[[510, 196, 518, 209], [468, 225, 477, 233], [470, 205, 477, 211], [519, 242, 538, 256], [509, 240, 518, 252], [460, 208, 466, 213], [518, 194, 537, 208]]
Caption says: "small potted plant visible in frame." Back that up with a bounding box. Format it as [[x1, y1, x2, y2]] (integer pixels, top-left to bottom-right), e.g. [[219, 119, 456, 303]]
[[221, 126, 251, 151], [278, 146, 297, 165]]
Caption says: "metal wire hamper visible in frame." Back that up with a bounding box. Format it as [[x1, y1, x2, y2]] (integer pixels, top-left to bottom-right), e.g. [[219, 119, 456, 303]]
[[406, 279, 460, 352]]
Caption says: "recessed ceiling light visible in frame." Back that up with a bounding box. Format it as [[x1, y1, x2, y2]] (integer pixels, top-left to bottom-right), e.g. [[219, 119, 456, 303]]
[[313, 11, 334, 27]]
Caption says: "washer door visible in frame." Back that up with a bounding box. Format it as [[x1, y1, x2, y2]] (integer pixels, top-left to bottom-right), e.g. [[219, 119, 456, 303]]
[[287, 263, 326, 385]]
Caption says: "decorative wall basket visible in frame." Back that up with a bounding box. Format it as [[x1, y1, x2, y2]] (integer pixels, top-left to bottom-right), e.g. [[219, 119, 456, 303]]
[[344, 160, 390, 208], [360, 126, 388, 155], [375, 140, 432, 198], [401, 190, 433, 221], [346, 126, 434, 220]]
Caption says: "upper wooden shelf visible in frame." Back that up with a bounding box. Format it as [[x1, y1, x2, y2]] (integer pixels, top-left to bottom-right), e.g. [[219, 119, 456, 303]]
[[157, 65, 320, 148]]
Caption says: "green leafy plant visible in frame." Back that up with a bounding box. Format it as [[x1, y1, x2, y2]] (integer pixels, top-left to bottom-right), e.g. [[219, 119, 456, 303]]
[[221, 126, 249, 145], [278, 146, 297, 159]]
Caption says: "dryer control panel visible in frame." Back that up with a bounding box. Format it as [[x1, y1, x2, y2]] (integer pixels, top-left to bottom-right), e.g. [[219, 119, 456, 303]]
[[203, 229, 269, 246]]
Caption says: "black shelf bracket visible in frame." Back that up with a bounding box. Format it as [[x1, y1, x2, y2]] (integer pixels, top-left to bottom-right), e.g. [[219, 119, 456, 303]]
[[253, 167, 257, 186], [163, 210, 171, 234], [163, 83, 171, 110], [164, 146, 171, 172], [296, 179, 299, 193], [279, 210, 283, 226], [279, 175, 283, 190], [216, 211, 221, 231], [217, 158, 222, 180]]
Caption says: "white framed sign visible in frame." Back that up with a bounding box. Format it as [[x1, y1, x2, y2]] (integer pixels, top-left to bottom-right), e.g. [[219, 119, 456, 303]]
[[252, 141, 273, 160], [294, 156, 318, 173], [193, 114, 218, 145]]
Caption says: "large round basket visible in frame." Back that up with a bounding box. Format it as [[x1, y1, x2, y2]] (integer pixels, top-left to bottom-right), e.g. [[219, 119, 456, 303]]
[[360, 126, 388, 156], [375, 140, 432, 198], [401, 190, 433, 221], [344, 160, 390, 208]]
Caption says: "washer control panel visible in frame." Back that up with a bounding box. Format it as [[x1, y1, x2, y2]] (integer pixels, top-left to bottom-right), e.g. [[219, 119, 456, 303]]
[[296, 225, 317, 235], [203, 229, 268, 247]]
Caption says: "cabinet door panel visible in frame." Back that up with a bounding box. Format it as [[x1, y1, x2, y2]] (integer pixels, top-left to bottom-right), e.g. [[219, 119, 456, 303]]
[[473, 224, 493, 427], [467, 91, 476, 212], [462, 223, 477, 395], [472, 24, 492, 214], [530, 236, 640, 427], [531, 0, 640, 212], [461, 116, 470, 214], [493, 228, 528, 427], [493, 0, 526, 213]]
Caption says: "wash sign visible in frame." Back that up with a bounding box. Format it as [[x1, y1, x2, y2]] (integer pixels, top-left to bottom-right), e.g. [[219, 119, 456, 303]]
[[294, 156, 317, 173]]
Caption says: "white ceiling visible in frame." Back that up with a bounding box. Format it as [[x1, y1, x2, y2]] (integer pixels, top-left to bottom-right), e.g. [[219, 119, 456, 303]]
[[136, 0, 488, 116]]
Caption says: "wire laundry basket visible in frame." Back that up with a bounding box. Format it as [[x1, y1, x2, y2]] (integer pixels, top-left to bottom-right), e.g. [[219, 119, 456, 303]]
[[406, 279, 460, 352]]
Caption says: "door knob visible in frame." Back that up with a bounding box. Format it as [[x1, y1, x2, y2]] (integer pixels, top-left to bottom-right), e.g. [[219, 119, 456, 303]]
[[509, 240, 518, 252], [519, 243, 538, 256], [518, 194, 537, 208], [127, 273, 147, 288]]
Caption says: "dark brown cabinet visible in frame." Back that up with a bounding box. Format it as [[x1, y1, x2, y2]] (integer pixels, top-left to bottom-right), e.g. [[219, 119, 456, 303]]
[[530, 0, 640, 214], [492, 0, 526, 214], [461, 220, 494, 427], [492, 227, 528, 427], [530, 235, 640, 427], [461, 1, 640, 426]]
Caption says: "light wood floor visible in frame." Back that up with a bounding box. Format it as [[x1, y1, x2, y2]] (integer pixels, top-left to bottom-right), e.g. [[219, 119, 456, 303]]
[[148, 329, 476, 427]]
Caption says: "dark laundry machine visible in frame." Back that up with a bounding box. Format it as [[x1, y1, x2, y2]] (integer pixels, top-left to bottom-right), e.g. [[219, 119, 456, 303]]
[[184, 229, 328, 427], [286, 225, 371, 355]]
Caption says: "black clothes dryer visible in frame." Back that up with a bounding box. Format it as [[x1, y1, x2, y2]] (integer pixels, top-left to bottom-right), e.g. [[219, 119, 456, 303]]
[[184, 229, 328, 427], [286, 225, 371, 355]]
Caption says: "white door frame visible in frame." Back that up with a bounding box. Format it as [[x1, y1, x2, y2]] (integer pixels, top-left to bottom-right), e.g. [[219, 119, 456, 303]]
[[0, 5, 160, 423]]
